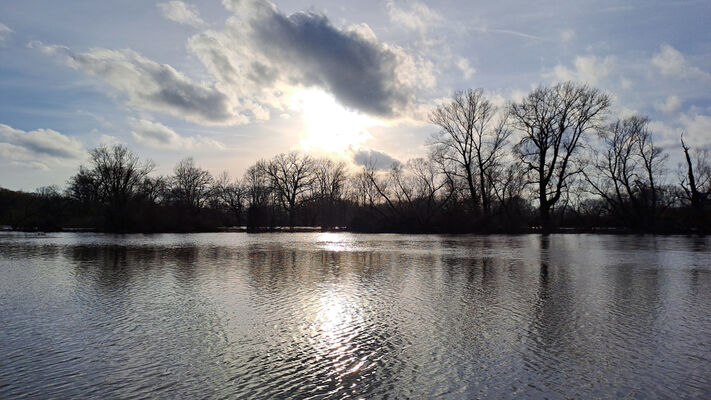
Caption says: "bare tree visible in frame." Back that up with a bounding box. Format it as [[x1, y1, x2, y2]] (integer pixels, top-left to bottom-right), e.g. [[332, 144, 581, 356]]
[[171, 157, 213, 210], [509, 82, 611, 230], [636, 121, 668, 229], [68, 145, 154, 230], [243, 161, 272, 228], [313, 158, 347, 202], [67, 166, 100, 205], [680, 135, 710, 213], [430, 89, 511, 216], [214, 171, 246, 226], [406, 157, 454, 229], [262, 151, 315, 226], [350, 164, 381, 208], [491, 163, 528, 221], [584, 116, 646, 223], [584, 115, 669, 229], [313, 158, 348, 228], [138, 175, 168, 205], [91, 145, 154, 206]]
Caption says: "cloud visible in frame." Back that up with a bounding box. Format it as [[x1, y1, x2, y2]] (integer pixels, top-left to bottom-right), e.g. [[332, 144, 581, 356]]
[[550, 55, 614, 85], [130, 118, 225, 150], [30, 41, 244, 125], [386, 1, 442, 35], [651, 44, 686, 76], [651, 44, 710, 80], [0, 123, 84, 169], [455, 58, 476, 80], [349, 146, 400, 170], [647, 111, 711, 152], [8, 160, 51, 171], [0, 23, 11, 45], [620, 76, 632, 90], [655, 95, 682, 114], [189, 0, 434, 118], [157, 1, 206, 28], [679, 112, 711, 148], [559, 29, 575, 44], [99, 134, 121, 146]]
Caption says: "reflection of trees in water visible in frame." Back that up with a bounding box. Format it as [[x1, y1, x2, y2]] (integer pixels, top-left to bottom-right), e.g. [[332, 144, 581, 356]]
[[64, 242, 249, 397], [520, 234, 677, 396], [0, 240, 64, 261], [421, 237, 543, 397], [32, 234, 711, 398], [523, 234, 603, 394]]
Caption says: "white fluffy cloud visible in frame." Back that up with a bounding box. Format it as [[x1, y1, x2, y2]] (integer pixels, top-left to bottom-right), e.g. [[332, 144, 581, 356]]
[[0, 123, 84, 170], [30, 41, 245, 125], [655, 95, 682, 114], [679, 112, 711, 148], [648, 111, 711, 152], [551, 55, 614, 85], [30, 1, 435, 125], [456, 58, 476, 80], [0, 22, 11, 45], [130, 119, 225, 150], [651, 44, 710, 81], [157, 1, 206, 28], [386, 1, 442, 35]]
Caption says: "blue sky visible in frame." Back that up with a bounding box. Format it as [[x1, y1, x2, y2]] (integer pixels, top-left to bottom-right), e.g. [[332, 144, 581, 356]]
[[1, 0, 710, 190]]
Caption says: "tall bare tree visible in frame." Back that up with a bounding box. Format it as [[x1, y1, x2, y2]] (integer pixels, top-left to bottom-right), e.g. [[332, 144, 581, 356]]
[[509, 82, 611, 230], [350, 163, 381, 208], [243, 161, 272, 228], [584, 116, 647, 225], [313, 158, 348, 228], [429, 89, 511, 216], [635, 121, 668, 229], [313, 158, 347, 202], [680, 135, 710, 214], [68, 145, 154, 230], [171, 157, 213, 210], [262, 151, 315, 226], [214, 171, 246, 226]]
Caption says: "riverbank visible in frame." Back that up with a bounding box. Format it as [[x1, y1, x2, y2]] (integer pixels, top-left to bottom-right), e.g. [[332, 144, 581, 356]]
[[1, 225, 706, 235]]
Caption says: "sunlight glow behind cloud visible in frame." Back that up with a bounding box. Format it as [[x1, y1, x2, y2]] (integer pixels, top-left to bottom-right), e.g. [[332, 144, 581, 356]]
[[294, 89, 383, 155]]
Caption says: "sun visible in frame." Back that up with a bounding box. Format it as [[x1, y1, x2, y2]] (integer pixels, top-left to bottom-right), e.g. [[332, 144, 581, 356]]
[[292, 89, 382, 155]]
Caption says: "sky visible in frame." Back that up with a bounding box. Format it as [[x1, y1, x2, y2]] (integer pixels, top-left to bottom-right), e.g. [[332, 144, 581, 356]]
[[1, 0, 710, 191]]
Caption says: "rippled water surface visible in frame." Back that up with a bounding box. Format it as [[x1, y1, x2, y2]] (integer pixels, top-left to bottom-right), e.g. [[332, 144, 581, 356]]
[[1, 233, 711, 398]]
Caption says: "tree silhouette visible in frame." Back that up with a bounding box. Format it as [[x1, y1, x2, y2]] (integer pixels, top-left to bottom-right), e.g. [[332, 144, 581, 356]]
[[509, 82, 611, 231]]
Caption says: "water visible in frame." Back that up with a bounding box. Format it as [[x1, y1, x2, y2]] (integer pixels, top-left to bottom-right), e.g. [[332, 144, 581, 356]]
[[1, 233, 710, 399]]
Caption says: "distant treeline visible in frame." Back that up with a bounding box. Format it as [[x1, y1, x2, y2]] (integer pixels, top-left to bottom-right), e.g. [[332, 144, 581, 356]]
[[2, 82, 710, 233]]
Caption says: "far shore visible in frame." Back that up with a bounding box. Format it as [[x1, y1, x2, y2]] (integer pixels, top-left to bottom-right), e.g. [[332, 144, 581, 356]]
[[2, 225, 706, 235]]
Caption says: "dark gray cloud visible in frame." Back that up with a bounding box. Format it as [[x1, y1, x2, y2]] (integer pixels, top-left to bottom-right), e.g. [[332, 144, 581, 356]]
[[252, 11, 406, 116], [189, 0, 432, 118], [0, 123, 84, 169], [30, 41, 244, 125], [29, 1, 432, 125], [351, 147, 400, 170]]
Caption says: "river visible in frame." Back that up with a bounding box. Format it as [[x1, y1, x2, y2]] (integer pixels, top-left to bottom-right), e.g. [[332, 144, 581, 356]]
[[1, 233, 710, 398]]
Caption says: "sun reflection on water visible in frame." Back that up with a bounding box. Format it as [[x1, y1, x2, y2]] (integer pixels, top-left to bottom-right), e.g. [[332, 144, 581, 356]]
[[311, 288, 367, 379], [316, 232, 357, 252]]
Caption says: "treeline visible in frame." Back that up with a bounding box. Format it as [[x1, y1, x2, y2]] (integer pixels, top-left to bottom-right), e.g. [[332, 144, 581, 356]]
[[1, 81, 710, 233]]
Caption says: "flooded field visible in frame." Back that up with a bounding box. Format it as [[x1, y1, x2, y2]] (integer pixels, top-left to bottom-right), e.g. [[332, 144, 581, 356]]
[[1, 233, 710, 398]]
